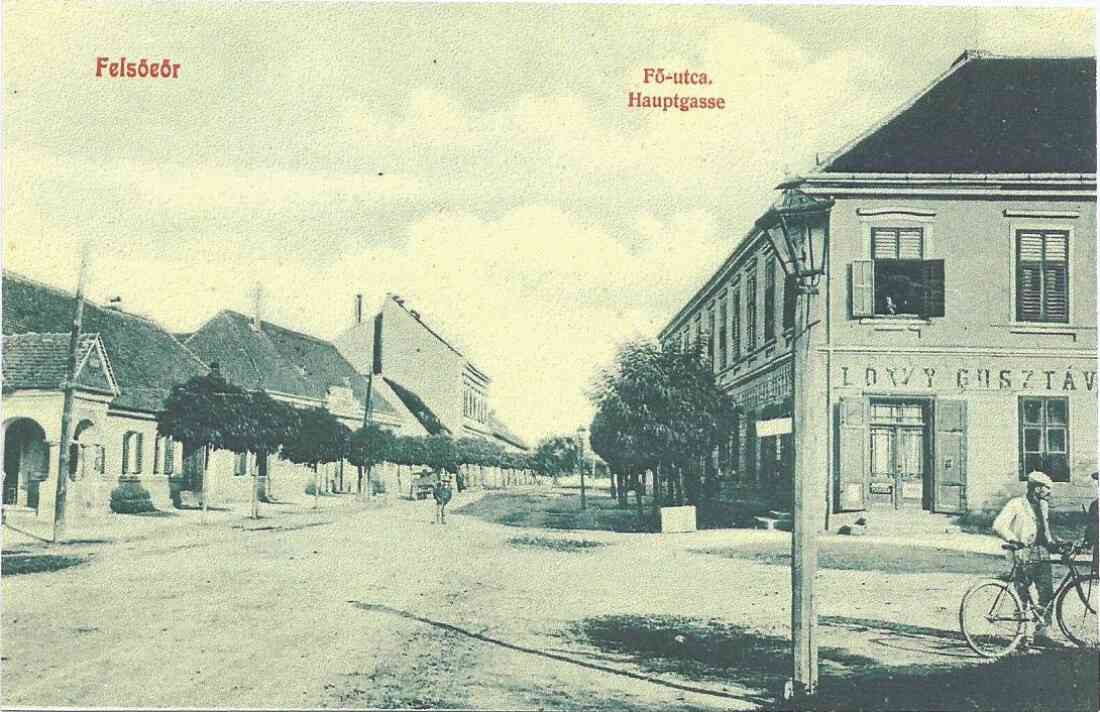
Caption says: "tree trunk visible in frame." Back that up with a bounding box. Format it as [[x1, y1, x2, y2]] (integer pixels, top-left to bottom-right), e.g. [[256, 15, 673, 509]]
[[201, 445, 210, 525], [250, 453, 259, 520], [633, 472, 644, 524], [313, 464, 319, 509]]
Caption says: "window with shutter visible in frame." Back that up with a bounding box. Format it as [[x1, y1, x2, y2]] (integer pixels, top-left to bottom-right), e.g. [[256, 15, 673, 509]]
[[764, 258, 776, 341], [718, 298, 727, 370], [154, 436, 162, 474], [850, 260, 874, 317], [1016, 230, 1069, 323], [745, 271, 757, 353], [121, 433, 130, 475], [730, 288, 741, 362], [854, 227, 945, 319], [164, 436, 175, 475], [135, 433, 143, 474], [783, 274, 797, 331]]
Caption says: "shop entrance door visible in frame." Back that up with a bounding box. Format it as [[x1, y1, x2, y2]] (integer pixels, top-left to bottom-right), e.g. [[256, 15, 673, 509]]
[[868, 401, 928, 510]]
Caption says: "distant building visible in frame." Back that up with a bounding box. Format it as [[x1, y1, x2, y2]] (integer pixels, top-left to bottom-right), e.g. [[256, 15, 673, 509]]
[[183, 307, 428, 497], [2, 273, 208, 520], [335, 293, 528, 453], [660, 52, 1097, 524]]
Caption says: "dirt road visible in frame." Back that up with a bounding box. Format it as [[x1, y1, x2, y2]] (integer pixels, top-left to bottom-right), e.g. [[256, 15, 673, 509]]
[[3, 492, 1096, 710]]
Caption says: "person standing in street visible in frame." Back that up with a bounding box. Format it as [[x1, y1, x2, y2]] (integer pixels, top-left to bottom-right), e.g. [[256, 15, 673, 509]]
[[433, 472, 453, 525], [992, 470, 1065, 644]]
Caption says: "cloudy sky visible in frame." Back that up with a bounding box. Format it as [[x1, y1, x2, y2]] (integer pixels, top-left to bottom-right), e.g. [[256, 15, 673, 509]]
[[3, 2, 1094, 443]]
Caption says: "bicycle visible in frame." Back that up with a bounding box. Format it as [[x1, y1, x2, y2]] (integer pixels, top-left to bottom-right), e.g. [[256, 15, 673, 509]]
[[959, 540, 1098, 657]]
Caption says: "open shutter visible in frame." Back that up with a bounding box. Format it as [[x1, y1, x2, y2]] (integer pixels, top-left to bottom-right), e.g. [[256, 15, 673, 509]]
[[135, 434, 144, 473], [122, 435, 131, 475], [934, 400, 967, 513], [836, 397, 867, 511], [850, 260, 874, 318], [153, 437, 161, 474], [923, 259, 945, 318]]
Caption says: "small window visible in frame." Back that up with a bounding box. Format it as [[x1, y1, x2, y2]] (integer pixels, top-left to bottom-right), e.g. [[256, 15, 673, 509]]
[[745, 271, 758, 353], [764, 258, 777, 341], [163, 436, 176, 475], [851, 227, 944, 319], [718, 299, 728, 371], [872, 227, 925, 315], [730, 288, 741, 361], [707, 306, 716, 371], [1016, 229, 1069, 323], [121, 432, 143, 475], [783, 275, 797, 332], [234, 451, 249, 477], [1019, 397, 1069, 482]]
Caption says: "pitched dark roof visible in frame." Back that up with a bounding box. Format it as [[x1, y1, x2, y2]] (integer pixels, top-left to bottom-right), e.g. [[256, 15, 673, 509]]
[[2, 274, 208, 412], [824, 54, 1096, 174], [2, 333, 116, 395], [382, 377, 450, 436], [184, 310, 371, 407], [488, 412, 529, 451], [365, 377, 402, 420]]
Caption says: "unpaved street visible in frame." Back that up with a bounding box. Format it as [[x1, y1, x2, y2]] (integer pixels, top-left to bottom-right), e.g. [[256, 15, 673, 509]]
[[3, 492, 1097, 711]]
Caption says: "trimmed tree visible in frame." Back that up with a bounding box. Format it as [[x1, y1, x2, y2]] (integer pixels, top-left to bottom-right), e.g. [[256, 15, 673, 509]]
[[246, 390, 300, 518], [348, 423, 395, 499], [157, 371, 258, 522], [589, 338, 736, 525], [281, 407, 350, 508]]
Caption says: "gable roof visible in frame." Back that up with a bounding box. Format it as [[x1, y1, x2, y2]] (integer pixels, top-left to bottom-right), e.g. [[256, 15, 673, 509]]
[[487, 412, 529, 451], [184, 310, 371, 406], [822, 53, 1097, 174], [382, 377, 450, 436], [2, 273, 208, 412], [2, 333, 118, 396]]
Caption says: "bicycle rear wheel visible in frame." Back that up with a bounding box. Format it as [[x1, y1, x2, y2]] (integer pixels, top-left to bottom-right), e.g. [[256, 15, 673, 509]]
[[1056, 573, 1099, 647], [959, 580, 1026, 658]]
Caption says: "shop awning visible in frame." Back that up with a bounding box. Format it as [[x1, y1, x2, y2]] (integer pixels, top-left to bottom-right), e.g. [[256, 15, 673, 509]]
[[756, 417, 793, 437]]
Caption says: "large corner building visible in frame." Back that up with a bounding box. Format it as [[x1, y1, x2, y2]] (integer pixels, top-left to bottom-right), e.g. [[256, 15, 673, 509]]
[[659, 51, 1097, 524]]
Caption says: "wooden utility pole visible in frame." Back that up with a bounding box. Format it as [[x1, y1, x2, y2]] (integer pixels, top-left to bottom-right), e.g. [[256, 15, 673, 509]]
[[54, 249, 90, 542]]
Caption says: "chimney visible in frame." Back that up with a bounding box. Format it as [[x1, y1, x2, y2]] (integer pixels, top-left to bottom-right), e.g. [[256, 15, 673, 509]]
[[410, 310, 420, 320], [106, 296, 125, 312], [355, 294, 364, 325], [252, 284, 263, 332]]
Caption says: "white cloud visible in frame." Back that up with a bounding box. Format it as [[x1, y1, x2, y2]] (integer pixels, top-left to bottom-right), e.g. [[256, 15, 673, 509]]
[[3, 3, 1093, 442]]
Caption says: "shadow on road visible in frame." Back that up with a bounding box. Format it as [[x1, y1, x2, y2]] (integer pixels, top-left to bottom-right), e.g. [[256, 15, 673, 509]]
[[1, 552, 86, 576], [347, 601, 768, 708], [571, 613, 1099, 711]]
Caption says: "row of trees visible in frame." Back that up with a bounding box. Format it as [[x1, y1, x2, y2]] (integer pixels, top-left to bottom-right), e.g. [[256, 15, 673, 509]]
[[588, 338, 736, 521], [156, 370, 550, 520]]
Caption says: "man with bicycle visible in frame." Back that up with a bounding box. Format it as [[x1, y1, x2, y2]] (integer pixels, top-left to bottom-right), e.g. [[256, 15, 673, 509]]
[[992, 470, 1068, 645]]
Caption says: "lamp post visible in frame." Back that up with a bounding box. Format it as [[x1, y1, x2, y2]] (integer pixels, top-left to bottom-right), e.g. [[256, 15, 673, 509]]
[[575, 426, 587, 511], [755, 182, 833, 700]]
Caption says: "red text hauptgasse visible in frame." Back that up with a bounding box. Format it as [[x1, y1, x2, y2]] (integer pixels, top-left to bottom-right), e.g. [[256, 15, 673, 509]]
[[96, 57, 181, 79]]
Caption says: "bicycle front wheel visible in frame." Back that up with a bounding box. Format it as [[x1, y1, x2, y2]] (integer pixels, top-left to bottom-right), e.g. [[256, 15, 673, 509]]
[[959, 580, 1026, 658], [1056, 573, 1099, 647]]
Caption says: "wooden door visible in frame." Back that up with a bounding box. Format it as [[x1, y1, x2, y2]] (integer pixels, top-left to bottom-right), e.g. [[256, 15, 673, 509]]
[[934, 400, 967, 513]]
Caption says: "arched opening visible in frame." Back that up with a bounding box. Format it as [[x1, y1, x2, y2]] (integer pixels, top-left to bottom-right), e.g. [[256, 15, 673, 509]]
[[3, 418, 49, 507], [71, 420, 100, 480]]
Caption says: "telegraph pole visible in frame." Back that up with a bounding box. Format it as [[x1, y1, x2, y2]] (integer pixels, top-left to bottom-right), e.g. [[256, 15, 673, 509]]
[[54, 248, 90, 542]]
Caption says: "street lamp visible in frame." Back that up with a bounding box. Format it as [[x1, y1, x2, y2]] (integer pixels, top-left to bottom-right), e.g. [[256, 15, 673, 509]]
[[575, 426, 587, 511], [754, 182, 834, 700]]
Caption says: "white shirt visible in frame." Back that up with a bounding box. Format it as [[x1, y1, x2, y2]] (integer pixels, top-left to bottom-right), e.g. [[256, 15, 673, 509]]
[[993, 496, 1053, 549]]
